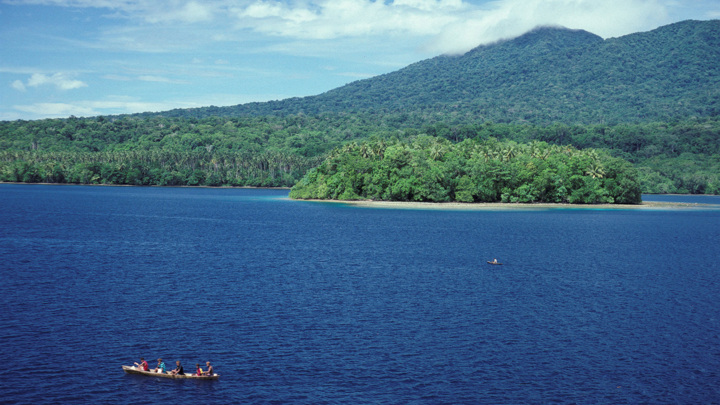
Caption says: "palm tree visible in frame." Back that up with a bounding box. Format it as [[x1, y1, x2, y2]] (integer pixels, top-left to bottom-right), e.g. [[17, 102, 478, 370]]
[[371, 139, 387, 159], [359, 144, 372, 159], [585, 162, 605, 179], [429, 143, 445, 161], [502, 145, 518, 162]]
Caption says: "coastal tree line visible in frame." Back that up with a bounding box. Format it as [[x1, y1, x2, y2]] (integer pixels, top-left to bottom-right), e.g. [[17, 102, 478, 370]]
[[0, 150, 321, 187], [290, 137, 642, 204], [0, 115, 718, 194]]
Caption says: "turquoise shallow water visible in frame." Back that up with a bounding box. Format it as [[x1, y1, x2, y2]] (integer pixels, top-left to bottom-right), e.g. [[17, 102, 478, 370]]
[[1, 185, 719, 403]]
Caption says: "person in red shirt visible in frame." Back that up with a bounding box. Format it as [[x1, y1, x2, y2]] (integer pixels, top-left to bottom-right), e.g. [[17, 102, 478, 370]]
[[134, 357, 149, 371]]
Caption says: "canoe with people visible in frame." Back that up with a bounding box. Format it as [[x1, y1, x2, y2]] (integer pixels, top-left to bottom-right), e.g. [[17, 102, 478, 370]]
[[123, 358, 219, 380], [487, 258, 503, 265]]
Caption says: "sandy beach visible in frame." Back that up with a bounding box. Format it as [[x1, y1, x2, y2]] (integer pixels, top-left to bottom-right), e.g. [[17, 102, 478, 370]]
[[298, 199, 720, 211]]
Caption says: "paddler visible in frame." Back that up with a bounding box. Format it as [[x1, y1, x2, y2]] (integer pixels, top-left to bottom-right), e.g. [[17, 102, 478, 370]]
[[204, 361, 214, 376], [134, 357, 149, 371], [170, 360, 185, 375], [154, 358, 166, 374]]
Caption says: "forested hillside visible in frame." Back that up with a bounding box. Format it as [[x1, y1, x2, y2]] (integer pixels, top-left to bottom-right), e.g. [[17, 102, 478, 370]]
[[1, 20, 719, 194], [142, 20, 720, 125]]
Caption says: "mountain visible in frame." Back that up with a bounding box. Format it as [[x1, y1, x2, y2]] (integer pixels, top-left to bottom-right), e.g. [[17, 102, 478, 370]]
[[148, 20, 720, 125]]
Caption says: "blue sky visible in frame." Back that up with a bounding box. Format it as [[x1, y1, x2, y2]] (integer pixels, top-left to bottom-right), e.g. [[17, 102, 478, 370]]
[[1, 0, 719, 121]]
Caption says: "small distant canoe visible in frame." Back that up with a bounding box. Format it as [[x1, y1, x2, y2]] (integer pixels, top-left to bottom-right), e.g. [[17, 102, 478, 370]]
[[122, 365, 219, 380], [487, 261, 503, 265]]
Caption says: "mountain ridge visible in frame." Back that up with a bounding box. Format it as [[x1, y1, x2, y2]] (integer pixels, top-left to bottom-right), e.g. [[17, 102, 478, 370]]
[[142, 19, 720, 125]]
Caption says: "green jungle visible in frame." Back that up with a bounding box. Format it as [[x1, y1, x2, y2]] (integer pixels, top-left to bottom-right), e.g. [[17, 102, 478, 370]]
[[289, 137, 643, 204], [1, 20, 719, 201]]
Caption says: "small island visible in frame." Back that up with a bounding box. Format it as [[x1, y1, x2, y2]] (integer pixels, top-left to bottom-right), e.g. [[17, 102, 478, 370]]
[[290, 137, 642, 204]]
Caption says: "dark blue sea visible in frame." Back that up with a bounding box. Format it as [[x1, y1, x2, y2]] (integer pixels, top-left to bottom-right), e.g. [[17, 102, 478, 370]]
[[1, 185, 719, 404]]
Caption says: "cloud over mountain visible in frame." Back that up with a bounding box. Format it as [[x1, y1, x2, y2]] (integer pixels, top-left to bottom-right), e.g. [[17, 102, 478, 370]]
[[2, 0, 718, 120]]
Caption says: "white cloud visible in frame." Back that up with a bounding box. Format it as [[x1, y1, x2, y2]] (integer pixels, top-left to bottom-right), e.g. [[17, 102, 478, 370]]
[[232, 0, 458, 40], [9, 99, 171, 119], [7, 93, 279, 120], [240, 1, 316, 23], [13, 102, 98, 118], [427, 0, 671, 54], [5, 0, 687, 56], [137, 75, 187, 83], [11, 80, 26, 91], [225, 0, 674, 54], [393, 0, 464, 12], [144, 0, 214, 23], [26, 73, 88, 90]]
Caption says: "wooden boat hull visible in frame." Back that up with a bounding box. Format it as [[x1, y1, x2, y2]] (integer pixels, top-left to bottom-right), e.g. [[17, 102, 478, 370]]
[[122, 365, 219, 380], [487, 261, 503, 265]]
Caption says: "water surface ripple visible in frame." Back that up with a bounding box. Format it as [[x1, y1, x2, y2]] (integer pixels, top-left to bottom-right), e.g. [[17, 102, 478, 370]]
[[1, 185, 719, 403]]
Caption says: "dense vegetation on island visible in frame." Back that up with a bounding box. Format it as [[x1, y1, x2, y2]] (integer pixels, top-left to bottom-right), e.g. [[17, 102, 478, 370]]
[[1, 20, 719, 197], [289, 137, 642, 204]]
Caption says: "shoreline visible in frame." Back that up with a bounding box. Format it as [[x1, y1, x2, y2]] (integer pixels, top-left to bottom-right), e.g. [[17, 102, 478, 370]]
[[3, 183, 717, 210], [0, 182, 291, 190], [297, 199, 720, 211]]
